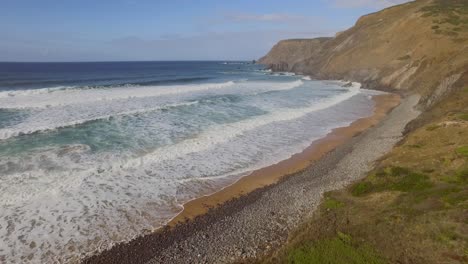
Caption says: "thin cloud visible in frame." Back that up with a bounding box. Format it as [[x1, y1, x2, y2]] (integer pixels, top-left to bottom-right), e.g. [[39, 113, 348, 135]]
[[108, 29, 337, 61], [224, 13, 310, 23], [329, 0, 412, 8]]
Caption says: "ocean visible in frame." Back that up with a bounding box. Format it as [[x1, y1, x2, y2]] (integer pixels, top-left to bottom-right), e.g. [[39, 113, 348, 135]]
[[0, 61, 381, 263]]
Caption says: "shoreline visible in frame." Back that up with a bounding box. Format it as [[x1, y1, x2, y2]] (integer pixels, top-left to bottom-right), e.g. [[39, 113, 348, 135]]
[[84, 92, 402, 264], [168, 93, 401, 226]]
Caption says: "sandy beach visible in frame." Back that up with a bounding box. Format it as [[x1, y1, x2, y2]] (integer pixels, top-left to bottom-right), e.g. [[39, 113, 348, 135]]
[[3, 1, 467, 263], [83, 92, 422, 264], [168, 93, 401, 225]]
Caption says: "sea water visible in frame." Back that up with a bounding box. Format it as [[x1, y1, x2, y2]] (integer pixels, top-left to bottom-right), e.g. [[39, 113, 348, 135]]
[[0, 61, 382, 263]]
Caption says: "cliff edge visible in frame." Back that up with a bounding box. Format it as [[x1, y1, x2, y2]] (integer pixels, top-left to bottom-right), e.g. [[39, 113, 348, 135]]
[[259, 0, 468, 109], [259, 1, 468, 263]]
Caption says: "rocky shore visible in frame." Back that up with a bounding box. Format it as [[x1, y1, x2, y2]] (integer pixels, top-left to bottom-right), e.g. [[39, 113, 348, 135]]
[[84, 94, 420, 264]]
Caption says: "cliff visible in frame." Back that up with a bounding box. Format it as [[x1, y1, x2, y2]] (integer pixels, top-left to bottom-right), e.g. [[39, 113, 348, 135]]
[[259, 1, 468, 263], [259, 0, 468, 109], [257, 38, 331, 72]]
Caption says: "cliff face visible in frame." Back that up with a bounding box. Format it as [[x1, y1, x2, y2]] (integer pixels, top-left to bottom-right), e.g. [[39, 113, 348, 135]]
[[259, 0, 468, 108], [258, 38, 331, 72]]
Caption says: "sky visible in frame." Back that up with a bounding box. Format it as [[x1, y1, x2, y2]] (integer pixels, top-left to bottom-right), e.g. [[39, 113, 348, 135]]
[[0, 0, 411, 62]]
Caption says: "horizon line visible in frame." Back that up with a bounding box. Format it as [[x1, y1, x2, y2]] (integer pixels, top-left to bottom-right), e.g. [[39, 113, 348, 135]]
[[0, 59, 258, 64]]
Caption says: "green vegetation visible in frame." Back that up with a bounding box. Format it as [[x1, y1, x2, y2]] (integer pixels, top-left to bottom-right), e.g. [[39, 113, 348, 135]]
[[419, 0, 468, 39], [443, 189, 467, 206], [426, 124, 440, 131], [459, 113, 468, 121], [351, 167, 433, 196], [287, 234, 384, 264], [262, 88, 468, 264], [456, 146, 468, 157], [351, 182, 372, 197], [443, 167, 468, 184], [391, 170, 433, 192], [419, 0, 468, 17], [437, 228, 460, 245], [324, 197, 344, 209]]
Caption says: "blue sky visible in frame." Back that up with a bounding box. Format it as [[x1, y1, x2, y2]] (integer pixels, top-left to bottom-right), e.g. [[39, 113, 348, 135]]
[[1, 0, 410, 61]]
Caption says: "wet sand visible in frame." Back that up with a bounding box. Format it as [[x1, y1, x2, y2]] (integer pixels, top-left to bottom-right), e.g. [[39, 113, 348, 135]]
[[169, 93, 401, 225], [84, 93, 406, 264]]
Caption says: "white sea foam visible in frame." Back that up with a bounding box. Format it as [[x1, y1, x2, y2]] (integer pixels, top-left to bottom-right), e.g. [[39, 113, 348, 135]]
[[0, 81, 235, 109], [0, 79, 373, 264], [0, 80, 306, 110], [0, 80, 304, 140], [272, 72, 296, 76], [0, 101, 199, 140], [0, 86, 75, 98], [1, 83, 361, 206], [124, 84, 360, 165]]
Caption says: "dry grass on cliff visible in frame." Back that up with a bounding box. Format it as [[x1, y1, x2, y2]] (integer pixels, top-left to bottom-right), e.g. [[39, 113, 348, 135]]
[[259, 0, 468, 106], [261, 89, 468, 264]]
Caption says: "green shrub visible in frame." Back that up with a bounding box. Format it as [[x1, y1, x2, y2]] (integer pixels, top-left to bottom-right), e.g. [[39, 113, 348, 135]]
[[458, 113, 468, 121], [389, 166, 411, 177], [441, 167, 468, 187], [426, 125, 441, 131], [324, 198, 345, 209], [456, 146, 468, 157], [287, 236, 385, 264], [352, 167, 432, 196], [390, 172, 433, 192], [352, 182, 373, 197], [437, 229, 460, 245], [457, 168, 468, 184], [443, 191, 468, 206]]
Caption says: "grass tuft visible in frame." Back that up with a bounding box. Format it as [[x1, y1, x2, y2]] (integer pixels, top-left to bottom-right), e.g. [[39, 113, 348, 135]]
[[287, 235, 385, 264], [455, 146, 468, 157], [351, 167, 433, 197], [391, 172, 433, 192], [437, 228, 460, 245], [426, 124, 441, 131], [352, 182, 373, 197], [324, 198, 345, 210], [458, 113, 468, 121], [419, 0, 468, 37], [444, 167, 468, 185]]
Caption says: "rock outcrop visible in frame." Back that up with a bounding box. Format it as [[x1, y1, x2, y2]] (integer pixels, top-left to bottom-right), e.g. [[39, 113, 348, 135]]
[[258, 38, 331, 72], [259, 0, 468, 109]]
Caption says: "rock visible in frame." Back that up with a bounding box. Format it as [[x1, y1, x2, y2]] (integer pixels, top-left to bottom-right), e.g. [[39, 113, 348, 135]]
[[258, 0, 468, 107]]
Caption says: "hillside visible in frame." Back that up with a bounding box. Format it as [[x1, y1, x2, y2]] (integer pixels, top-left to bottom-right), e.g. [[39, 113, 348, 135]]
[[261, 87, 468, 264], [258, 0, 468, 263], [259, 0, 468, 109]]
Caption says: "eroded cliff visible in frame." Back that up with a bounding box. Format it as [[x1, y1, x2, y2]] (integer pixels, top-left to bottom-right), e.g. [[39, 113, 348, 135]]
[[259, 0, 468, 108]]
